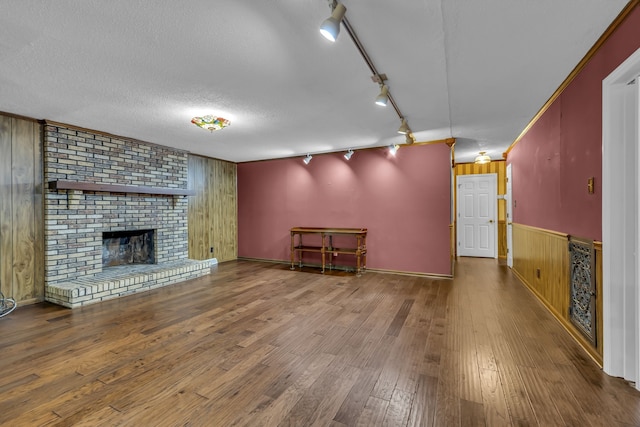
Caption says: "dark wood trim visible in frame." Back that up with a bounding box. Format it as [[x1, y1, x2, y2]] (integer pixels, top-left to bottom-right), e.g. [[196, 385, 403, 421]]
[[0, 110, 43, 124], [505, 0, 640, 156], [48, 180, 195, 196], [238, 138, 456, 164], [454, 159, 507, 166], [412, 137, 456, 147]]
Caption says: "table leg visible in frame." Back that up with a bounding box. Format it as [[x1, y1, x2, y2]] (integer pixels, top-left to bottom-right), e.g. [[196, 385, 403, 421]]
[[321, 233, 325, 273], [290, 232, 295, 270]]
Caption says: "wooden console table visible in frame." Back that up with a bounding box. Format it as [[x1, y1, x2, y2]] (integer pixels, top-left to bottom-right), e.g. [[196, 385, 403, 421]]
[[290, 227, 367, 276]]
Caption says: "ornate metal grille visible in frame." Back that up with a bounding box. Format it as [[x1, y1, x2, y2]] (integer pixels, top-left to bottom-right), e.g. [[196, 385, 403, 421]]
[[569, 236, 596, 345]]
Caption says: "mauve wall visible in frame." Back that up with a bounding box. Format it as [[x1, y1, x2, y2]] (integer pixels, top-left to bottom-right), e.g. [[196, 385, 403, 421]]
[[237, 143, 452, 275], [508, 6, 640, 241]]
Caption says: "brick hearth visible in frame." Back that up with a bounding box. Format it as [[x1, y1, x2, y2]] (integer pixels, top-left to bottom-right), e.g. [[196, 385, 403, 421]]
[[46, 259, 214, 308]]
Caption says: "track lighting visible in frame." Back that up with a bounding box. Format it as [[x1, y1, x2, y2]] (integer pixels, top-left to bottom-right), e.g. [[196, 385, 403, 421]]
[[405, 133, 415, 145], [388, 144, 399, 156], [344, 149, 354, 160], [474, 151, 491, 164], [375, 85, 389, 106], [397, 119, 409, 135], [320, 2, 347, 42], [321, 3, 414, 141], [303, 154, 313, 164]]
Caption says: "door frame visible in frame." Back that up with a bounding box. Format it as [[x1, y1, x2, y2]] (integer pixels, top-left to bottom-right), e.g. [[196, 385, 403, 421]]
[[456, 173, 498, 258], [506, 164, 513, 268], [602, 46, 640, 385]]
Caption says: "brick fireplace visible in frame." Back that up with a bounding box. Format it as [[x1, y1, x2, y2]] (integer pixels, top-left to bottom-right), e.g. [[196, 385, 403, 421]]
[[43, 124, 214, 308]]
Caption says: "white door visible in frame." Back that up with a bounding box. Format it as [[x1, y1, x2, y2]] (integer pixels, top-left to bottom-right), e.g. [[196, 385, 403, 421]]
[[506, 164, 513, 268], [457, 174, 497, 258], [603, 47, 640, 388]]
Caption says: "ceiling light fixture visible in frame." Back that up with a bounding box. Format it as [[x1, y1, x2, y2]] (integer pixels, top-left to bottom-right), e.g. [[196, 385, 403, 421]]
[[375, 85, 389, 107], [344, 149, 354, 160], [191, 115, 230, 132], [474, 151, 491, 164], [397, 119, 409, 135], [320, 2, 347, 42], [388, 144, 399, 156], [303, 154, 313, 165]]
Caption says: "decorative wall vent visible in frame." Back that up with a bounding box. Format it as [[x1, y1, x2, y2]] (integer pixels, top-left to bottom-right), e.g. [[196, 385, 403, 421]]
[[568, 236, 596, 345]]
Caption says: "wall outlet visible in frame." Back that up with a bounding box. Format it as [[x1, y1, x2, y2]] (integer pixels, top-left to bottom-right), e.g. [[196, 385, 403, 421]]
[[210, 247, 214, 254], [536, 268, 541, 278]]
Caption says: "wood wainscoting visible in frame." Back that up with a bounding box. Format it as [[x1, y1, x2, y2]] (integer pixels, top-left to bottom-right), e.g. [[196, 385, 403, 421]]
[[512, 223, 603, 364], [0, 114, 44, 305], [187, 154, 238, 262]]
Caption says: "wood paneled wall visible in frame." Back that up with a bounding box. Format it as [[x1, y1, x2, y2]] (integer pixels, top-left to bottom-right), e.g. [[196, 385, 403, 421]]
[[454, 161, 507, 258], [512, 223, 603, 364], [188, 155, 238, 262], [0, 115, 44, 304]]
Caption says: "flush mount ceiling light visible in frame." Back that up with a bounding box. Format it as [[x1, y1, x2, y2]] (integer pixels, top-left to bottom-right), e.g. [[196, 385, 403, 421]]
[[375, 85, 389, 107], [303, 154, 313, 165], [320, 2, 347, 42], [474, 151, 491, 164], [344, 149, 354, 160], [388, 144, 400, 156], [397, 119, 409, 135], [191, 115, 230, 132]]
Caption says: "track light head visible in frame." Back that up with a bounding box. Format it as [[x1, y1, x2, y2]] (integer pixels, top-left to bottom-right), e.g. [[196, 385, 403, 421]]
[[388, 144, 399, 156], [320, 3, 347, 42], [375, 85, 389, 106], [303, 154, 313, 165], [344, 149, 354, 160], [398, 119, 409, 135], [405, 133, 415, 144]]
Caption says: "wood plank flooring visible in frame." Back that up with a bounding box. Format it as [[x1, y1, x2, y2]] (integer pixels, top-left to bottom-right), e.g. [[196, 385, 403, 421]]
[[1, 258, 640, 426]]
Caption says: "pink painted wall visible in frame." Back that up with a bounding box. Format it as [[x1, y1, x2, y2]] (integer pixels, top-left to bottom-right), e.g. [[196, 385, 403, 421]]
[[508, 6, 640, 241], [237, 143, 452, 275]]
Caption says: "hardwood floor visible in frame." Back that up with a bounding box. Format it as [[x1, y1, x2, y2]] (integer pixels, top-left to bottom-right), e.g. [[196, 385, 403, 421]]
[[1, 258, 640, 426]]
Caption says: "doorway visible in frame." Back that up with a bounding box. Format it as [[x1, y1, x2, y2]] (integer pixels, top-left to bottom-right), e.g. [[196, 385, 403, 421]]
[[456, 174, 498, 258], [602, 46, 640, 387]]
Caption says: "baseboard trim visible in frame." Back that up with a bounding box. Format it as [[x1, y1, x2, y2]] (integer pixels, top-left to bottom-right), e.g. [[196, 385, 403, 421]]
[[237, 257, 453, 279], [512, 268, 603, 367]]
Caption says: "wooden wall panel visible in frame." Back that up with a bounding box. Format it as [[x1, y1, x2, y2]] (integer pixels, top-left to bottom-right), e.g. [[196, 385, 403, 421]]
[[0, 116, 12, 299], [512, 223, 603, 364], [188, 155, 238, 262], [454, 161, 507, 258], [0, 115, 43, 304], [594, 241, 603, 358]]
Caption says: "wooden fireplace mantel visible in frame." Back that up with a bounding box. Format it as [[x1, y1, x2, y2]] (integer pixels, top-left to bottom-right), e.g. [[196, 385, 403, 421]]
[[48, 180, 195, 196]]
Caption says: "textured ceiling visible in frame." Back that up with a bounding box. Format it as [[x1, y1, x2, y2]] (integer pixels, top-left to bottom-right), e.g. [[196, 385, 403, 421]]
[[0, 0, 630, 163]]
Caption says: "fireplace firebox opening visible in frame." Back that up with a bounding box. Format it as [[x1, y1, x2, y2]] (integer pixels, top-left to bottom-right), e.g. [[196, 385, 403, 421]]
[[102, 229, 156, 267]]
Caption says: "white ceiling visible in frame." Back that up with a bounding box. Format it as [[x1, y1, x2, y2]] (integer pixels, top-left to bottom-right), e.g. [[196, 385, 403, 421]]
[[0, 0, 629, 163]]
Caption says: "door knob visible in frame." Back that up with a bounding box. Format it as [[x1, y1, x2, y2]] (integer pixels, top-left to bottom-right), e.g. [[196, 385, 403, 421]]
[[489, 219, 494, 223]]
